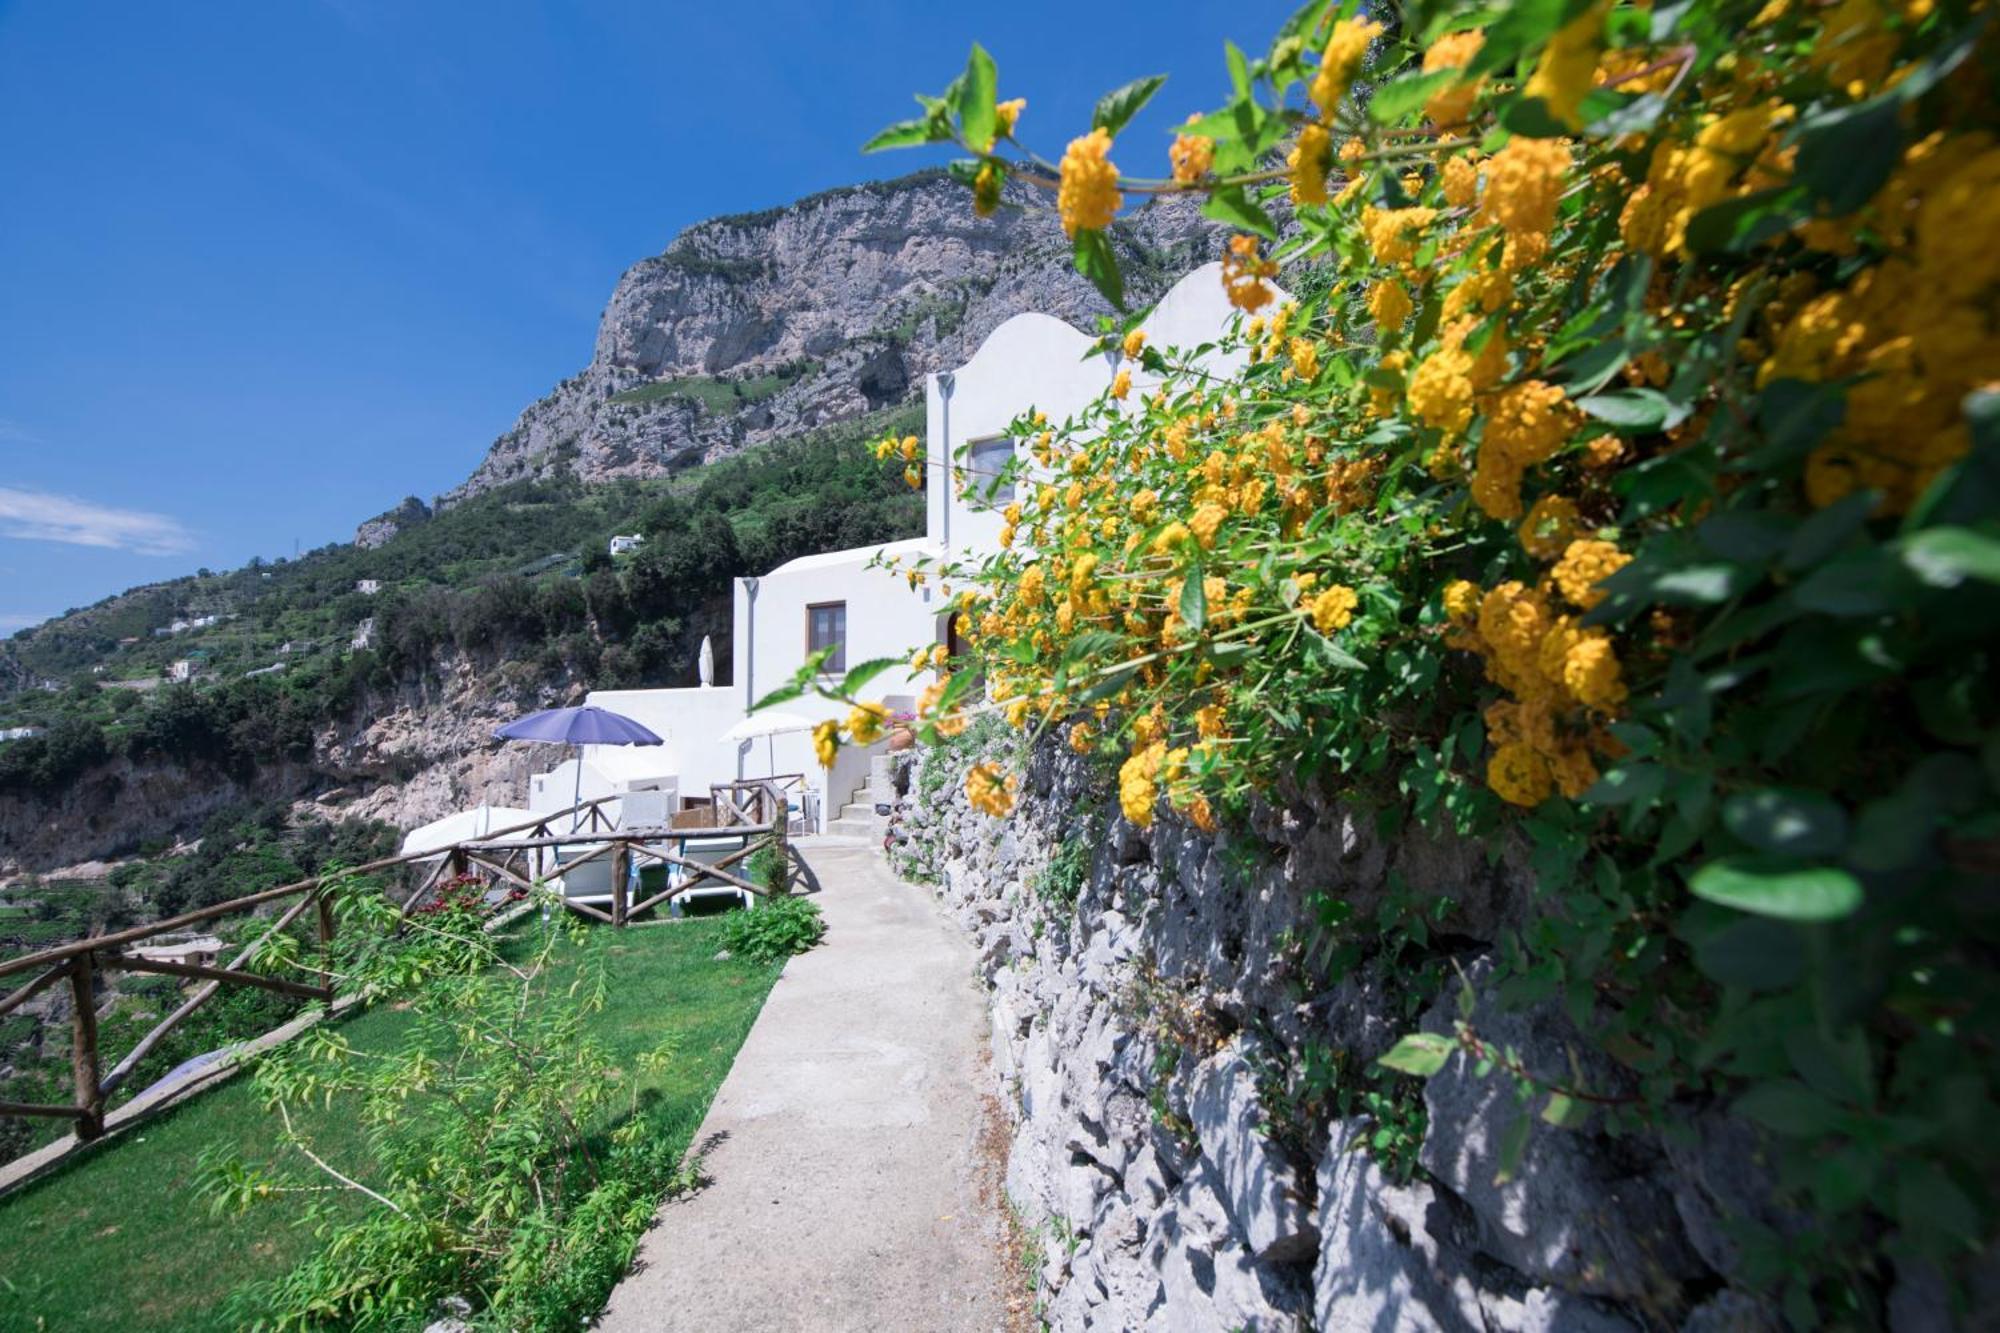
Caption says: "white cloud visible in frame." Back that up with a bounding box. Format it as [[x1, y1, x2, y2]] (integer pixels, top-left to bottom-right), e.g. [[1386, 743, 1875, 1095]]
[[0, 487, 197, 556]]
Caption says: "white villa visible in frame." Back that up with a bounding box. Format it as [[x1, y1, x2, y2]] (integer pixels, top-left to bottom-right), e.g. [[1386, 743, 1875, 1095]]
[[405, 263, 1253, 853]]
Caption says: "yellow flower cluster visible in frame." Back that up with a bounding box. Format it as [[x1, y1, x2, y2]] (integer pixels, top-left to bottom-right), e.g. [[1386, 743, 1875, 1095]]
[[1119, 741, 1164, 826], [1058, 128, 1120, 237], [1221, 235, 1278, 313], [966, 761, 1017, 817], [1289, 123, 1332, 206], [907, 0, 1991, 824], [1522, 1, 1606, 128], [1170, 120, 1215, 184], [1422, 31, 1485, 126], [1310, 17, 1383, 118]]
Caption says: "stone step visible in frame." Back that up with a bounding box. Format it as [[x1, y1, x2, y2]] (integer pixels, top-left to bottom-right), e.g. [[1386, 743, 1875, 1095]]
[[823, 817, 877, 838]]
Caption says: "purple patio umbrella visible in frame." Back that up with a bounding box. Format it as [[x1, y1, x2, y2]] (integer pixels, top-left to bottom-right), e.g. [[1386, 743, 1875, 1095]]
[[495, 705, 663, 830]]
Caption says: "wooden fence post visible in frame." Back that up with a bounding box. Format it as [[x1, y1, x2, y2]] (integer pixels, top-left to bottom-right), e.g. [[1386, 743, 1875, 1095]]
[[316, 888, 337, 950], [70, 954, 103, 1142], [611, 841, 630, 927]]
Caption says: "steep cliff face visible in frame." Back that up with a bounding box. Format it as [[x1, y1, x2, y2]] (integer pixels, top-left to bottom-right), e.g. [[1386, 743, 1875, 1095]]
[[443, 172, 1220, 501], [0, 650, 572, 872]]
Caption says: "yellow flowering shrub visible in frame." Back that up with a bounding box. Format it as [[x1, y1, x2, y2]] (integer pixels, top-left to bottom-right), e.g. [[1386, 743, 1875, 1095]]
[[844, 2, 2000, 1309]]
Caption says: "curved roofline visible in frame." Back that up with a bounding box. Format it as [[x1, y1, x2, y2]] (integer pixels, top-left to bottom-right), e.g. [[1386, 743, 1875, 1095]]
[[945, 263, 1287, 381]]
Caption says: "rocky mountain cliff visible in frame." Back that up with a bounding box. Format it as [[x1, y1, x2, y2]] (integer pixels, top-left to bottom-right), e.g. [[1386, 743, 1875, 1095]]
[[438, 171, 1221, 506]]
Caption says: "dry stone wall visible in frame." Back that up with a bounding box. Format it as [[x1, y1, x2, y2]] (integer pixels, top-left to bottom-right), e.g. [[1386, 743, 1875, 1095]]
[[890, 729, 1827, 1333]]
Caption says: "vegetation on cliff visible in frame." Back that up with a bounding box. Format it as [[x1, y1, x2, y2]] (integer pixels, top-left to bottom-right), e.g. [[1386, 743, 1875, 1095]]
[[0, 405, 923, 815]]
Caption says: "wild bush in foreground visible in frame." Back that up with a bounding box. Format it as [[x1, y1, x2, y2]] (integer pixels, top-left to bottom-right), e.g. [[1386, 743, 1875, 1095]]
[[718, 894, 826, 965], [198, 882, 695, 1331], [785, 0, 2000, 1321]]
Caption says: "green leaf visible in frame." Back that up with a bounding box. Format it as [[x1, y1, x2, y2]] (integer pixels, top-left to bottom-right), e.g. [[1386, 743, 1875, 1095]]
[[1493, 1108, 1534, 1182], [1378, 1031, 1455, 1077], [1697, 510, 1795, 564], [955, 44, 999, 152], [1688, 857, 1864, 922], [1896, 1161, 1983, 1244], [1368, 68, 1460, 124], [1202, 185, 1278, 239], [1734, 1079, 1845, 1137], [1648, 563, 1752, 605], [1581, 763, 1666, 806], [1550, 340, 1631, 398], [750, 682, 805, 711], [1900, 525, 2000, 588], [1784, 489, 1875, 570], [1072, 229, 1125, 310], [1756, 379, 1846, 462], [1795, 98, 1904, 215], [1577, 387, 1682, 433], [1685, 185, 1810, 255], [1541, 1090, 1591, 1128], [1584, 91, 1668, 138], [1791, 548, 1909, 616], [1691, 915, 1805, 990], [1093, 74, 1167, 137], [1225, 40, 1252, 97], [1178, 566, 1208, 632], [861, 118, 939, 153], [839, 655, 906, 697], [1721, 788, 1848, 858]]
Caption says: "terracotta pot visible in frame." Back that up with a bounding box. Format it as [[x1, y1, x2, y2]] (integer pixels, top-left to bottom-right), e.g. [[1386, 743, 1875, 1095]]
[[887, 726, 917, 752]]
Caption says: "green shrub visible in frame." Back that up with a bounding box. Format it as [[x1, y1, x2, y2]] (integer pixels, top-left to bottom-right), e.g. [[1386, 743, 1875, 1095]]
[[718, 896, 825, 965]]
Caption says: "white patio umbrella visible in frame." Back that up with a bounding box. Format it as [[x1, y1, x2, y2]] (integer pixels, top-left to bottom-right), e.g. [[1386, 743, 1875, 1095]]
[[720, 709, 814, 776], [698, 635, 715, 687]]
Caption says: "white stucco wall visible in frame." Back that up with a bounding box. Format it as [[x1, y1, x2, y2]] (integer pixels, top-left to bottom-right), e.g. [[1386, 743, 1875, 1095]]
[[463, 263, 1269, 839], [582, 684, 745, 798], [926, 311, 1113, 558]]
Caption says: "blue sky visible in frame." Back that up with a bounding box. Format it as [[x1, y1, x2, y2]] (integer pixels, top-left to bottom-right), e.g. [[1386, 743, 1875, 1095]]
[[0, 0, 1248, 629]]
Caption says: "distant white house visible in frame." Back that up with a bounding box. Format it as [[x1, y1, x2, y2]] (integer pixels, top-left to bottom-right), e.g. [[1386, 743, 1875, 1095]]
[[0, 726, 43, 743], [166, 659, 202, 683], [356, 579, 382, 596], [131, 936, 223, 969], [423, 264, 1256, 837], [153, 614, 224, 638], [609, 533, 646, 557]]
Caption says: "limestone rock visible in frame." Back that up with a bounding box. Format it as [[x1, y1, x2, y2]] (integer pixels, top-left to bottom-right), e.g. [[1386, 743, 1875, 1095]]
[[1313, 1119, 1486, 1333], [1188, 1040, 1318, 1263], [443, 173, 1222, 504], [1417, 963, 1704, 1303]]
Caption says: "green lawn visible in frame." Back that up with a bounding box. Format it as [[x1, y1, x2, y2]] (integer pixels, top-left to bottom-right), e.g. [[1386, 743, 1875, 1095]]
[[0, 920, 780, 1332]]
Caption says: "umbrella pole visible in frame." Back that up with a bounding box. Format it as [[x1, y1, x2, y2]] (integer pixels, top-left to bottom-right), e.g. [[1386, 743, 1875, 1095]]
[[572, 746, 583, 834]]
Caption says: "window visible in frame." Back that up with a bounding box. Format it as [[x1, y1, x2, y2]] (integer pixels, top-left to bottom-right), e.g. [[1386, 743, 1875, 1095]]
[[806, 601, 846, 673], [966, 436, 1016, 505]]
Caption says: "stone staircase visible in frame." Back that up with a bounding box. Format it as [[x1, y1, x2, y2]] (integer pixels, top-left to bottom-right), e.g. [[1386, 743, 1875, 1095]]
[[821, 754, 897, 839]]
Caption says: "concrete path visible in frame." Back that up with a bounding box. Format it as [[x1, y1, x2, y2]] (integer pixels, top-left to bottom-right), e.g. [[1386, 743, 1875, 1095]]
[[595, 837, 1016, 1333]]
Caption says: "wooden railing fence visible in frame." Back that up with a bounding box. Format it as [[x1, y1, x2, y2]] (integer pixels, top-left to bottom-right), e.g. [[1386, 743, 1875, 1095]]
[[0, 782, 791, 1147]]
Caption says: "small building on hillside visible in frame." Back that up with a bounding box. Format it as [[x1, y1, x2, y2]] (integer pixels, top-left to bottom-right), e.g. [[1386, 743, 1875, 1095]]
[[166, 658, 203, 683], [131, 936, 224, 970], [609, 534, 646, 557], [427, 264, 1260, 837], [355, 579, 382, 596]]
